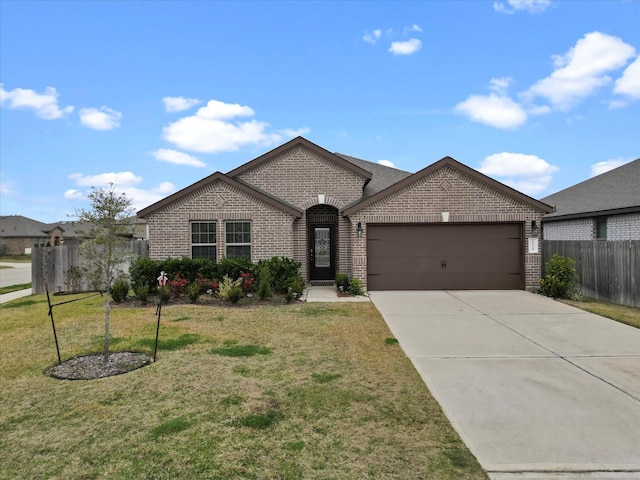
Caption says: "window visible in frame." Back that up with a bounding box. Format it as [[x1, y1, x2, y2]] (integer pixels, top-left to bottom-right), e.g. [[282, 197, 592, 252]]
[[191, 222, 217, 260], [596, 218, 607, 240], [225, 221, 251, 259]]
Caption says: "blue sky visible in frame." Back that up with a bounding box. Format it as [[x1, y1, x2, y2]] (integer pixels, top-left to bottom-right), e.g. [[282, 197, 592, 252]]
[[1, 0, 639, 223]]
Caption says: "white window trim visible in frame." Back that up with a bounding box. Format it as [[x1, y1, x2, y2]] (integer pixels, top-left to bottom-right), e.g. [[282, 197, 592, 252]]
[[191, 221, 217, 259], [225, 220, 251, 259]]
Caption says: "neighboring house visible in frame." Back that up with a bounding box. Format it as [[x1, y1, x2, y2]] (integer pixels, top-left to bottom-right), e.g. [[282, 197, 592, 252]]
[[0, 215, 80, 254], [138, 137, 552, 291], [0, 215, 147, 255], [541, 158, 640, 240]]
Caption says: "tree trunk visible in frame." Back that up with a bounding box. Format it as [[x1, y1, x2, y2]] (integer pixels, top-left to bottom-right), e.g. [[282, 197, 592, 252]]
[[103, 291, 111, 363]]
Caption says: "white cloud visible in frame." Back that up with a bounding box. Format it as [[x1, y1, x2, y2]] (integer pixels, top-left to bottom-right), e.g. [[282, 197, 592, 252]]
[[388, 38, 422, 56], [69, 171, 142, 187], [67, 172, 176, 212], [0, 85, 73, 119], [488, 77, 513, 95], [79, 106, 122, 130], [277, 127, 311, 137], [162, 96, 202, 112], [494, 0, 551, 14], [524, 32, 636, 110], [590, 157, 633, 177], [151, 148, 206, 167], [363, 29, 382, 44], [162, 99, 308, 153], [377, 159, 395, 168], [479, 152, 558, 195], [63, 189, 83, 200], [403, 24, 422, 34], [455, 93, 527, 129], [613, 55, 640, 99]]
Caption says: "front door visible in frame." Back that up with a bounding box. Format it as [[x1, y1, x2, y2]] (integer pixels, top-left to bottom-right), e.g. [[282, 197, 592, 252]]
[[309, 224, 335, 281]]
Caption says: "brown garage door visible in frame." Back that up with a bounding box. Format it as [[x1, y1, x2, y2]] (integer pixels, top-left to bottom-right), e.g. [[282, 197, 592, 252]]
[[367, 224, 523, 290]]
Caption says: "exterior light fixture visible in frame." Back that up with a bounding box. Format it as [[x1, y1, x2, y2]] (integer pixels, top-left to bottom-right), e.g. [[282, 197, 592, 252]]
[[356, 221, 363, 238], [531, 220, 539, 234]]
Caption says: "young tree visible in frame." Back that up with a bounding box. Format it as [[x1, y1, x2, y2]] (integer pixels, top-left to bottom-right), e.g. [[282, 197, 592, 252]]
[[75, 184, 135, 362]]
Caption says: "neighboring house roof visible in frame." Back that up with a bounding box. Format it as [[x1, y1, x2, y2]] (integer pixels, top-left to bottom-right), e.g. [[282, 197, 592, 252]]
[[137, 171, 303, 218], [541, 158, 640, 221], [344, 156, 554, 216], [227, 136, 373, 182], [0, 215, 50, 238], [335, 153, 413, 198]]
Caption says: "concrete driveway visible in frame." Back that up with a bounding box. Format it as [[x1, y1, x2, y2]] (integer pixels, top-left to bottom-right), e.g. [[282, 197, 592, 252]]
[[369, 290, 640, 480]]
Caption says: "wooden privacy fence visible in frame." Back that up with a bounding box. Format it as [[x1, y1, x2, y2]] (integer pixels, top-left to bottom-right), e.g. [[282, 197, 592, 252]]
[[31, 241, 149, 294], [543, 240, 639, 308]]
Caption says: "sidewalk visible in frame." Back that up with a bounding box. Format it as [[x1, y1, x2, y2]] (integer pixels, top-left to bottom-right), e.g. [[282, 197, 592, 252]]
[[0, 288, 33, 304], [303, 285, 370, 303]]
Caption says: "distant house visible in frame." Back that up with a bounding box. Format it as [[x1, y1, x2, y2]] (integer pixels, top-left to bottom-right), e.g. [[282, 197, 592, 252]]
[[540, 159, 640, 307], [138, 136, 552, 291], [0, 215, 147, 255], [541, 159, 640, 240]]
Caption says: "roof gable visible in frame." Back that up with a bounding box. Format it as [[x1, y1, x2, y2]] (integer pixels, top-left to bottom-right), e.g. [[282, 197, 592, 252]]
[[227, 136, 373, 181], [137, 172, 302, 218], [343, 156, 553, 215], [541, 158, 640, 220]]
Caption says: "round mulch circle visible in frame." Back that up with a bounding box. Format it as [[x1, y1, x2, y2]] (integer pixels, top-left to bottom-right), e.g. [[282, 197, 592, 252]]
[[46, 352, 152, 380]]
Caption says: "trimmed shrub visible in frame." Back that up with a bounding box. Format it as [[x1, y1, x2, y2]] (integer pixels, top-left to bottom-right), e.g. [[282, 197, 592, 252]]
[[539, 254, 579, 299], [158, 285, 172, 303], [133, 282, 149, 302], [186, 281, 201, 303], [348, 277, 365, 296], [129, 257, 163, 292], [219, 257, 254, 282], [288, 275, 305, 299], [219, 276, 243, 304], [335, 273, 350, 293], [257, 257, 302, 294], [110, 276, 130, 303], [256, 264, 273, 300]]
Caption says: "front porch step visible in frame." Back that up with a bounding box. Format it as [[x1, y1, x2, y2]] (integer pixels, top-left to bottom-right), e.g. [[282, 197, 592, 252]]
[[309, 280, 335, 287]]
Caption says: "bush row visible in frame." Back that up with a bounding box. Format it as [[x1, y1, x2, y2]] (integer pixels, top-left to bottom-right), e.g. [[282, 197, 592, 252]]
[[125, 256, 304, 301]]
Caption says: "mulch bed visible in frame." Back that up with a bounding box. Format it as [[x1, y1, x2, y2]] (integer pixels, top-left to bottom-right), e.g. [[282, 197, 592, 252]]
[[46, 352, 152, 380]]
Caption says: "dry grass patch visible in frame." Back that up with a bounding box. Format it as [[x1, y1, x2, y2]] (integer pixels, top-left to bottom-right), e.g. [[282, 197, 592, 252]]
[[560, 297, 640, 329], [0, 295, 488, 480]]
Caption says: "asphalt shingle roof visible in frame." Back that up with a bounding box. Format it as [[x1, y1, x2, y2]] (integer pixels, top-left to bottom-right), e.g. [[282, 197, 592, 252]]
[[335, 153, 413, 198], [0, 215, 50, 238], [540, 158, 640, 220]]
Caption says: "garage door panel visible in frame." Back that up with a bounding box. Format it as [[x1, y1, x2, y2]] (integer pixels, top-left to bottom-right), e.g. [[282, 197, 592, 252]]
[[367, 224, 523, 290]]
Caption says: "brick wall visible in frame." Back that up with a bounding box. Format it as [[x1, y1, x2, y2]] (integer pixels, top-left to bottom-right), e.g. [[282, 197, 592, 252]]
[[236, 144, 368, 278], [237, 145, 366, 207], [543, 218, 594, 240], [608, 213, 640, 240], [347, 165, 546, 290], [145, 180, 295, 261], [543, 213, 640, 241]]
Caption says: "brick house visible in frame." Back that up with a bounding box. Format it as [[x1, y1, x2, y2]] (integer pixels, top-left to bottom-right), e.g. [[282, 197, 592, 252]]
[[138, 137, 552, 291], [541, 158, 640, 241]]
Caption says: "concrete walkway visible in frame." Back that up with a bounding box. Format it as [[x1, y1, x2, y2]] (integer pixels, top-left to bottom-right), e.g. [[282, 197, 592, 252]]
[[304, 285, 370, 303], [369, 290, 640, 480], [0, 288, 33, 304]]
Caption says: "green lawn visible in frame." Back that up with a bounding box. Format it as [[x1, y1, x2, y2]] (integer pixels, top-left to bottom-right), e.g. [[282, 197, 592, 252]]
[[0, 254, 31, 263], [0, 295, 487, 480], [0, 283, 31, 295]]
